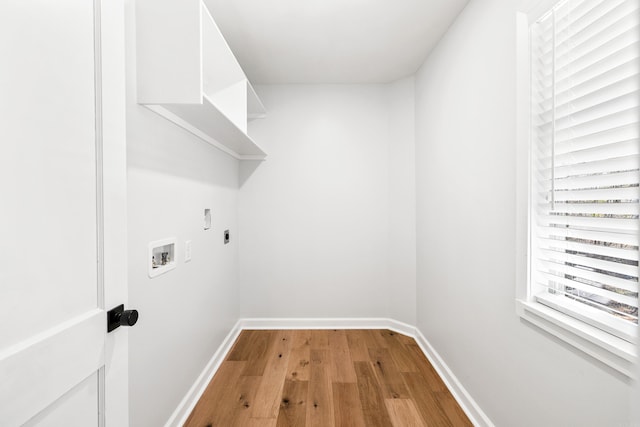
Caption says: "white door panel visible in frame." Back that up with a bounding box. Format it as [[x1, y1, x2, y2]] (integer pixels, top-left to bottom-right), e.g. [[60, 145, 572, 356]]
[[23, 372, 100, 427], [0, 0, 98, 350], [0, 311, 104, 425]]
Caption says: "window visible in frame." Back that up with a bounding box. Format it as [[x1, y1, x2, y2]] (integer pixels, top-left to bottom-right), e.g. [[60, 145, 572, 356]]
[[517, 0, 639, 376]]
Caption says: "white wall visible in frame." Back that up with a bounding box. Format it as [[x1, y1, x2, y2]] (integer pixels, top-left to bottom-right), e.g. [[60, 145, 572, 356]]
[[388, 78, 417, 325], [125, 2, 240, 426], [414, 0, 633, 426], [239, 84, 416, 321]]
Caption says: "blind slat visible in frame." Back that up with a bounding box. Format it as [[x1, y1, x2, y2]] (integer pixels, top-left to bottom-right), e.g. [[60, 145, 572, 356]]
[[537, 91, 639, 132], [540, 247, 639, 277], [546, 184, 639, 202], [554, 122, 638, 154], [536, 0, 623, 42], [534, 274, 638, 309], [541, 2, 639, 61], [549, 202, 639, 217], [552, 169, 639, 189], [537, 24, 639, 78], [539, 215, 638, 234], [537, 258, 638, 292], [535, 283, 638, 321], [556, 141, 638, 167], [535, 40, 639, 98], [535, 58, 638, 114], [552, 153, 639, 178], [537, 107, 639, 141], [538, 75, 639, 124], [539, 235, 638, 261], [537, 225, 639, 247]]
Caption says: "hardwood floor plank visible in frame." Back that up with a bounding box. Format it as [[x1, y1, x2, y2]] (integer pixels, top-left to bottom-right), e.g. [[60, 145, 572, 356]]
[[276, 380, 308, 427], [308, 330, 329, 349], [380, 330, 421, 373], [402, 372, 452, 427], [385, 399, 427, 427], [184, 361, 246, 426], [306, 349, 335, 427], [286, 330, 312, 382], [345, 330, 370, 362], [333, 382, 366, 427], [393, 331, 416, 346], [353, 361, 393, 427], [368, 348, 410, 399], [242, 418, 277, 427], [227, 330, 275, 376], [225, 330, 254, 360], [227, 330, 269, 361], [229, 376, 261, 427], [363, 329, 389, 349], [435, 391, 473, 427], [405, 344, 449, 393], [328, 330, 357, 383], [250, 330, 294, 418]]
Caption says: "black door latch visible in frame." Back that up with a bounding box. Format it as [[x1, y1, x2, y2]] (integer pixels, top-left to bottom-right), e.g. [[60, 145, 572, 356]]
[[107, 304, 139, 333]]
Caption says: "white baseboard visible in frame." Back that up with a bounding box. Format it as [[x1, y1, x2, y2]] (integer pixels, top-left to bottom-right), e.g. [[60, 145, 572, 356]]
[[238, 317, 416, 335], [164, 320, 243, 427], [413, 328, 494, 427], [165, 317, 492, 427]]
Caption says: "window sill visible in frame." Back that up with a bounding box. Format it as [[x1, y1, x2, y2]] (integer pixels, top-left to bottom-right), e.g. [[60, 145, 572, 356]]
[[516, 299, 637, 378]]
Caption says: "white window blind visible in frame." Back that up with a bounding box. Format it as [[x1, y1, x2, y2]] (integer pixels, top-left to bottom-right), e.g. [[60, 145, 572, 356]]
[[530, 0, 639, 342]]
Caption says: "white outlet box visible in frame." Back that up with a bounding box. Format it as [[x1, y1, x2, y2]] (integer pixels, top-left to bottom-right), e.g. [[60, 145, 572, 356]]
[[148, 238, 176, 278], [185, 240, 192, 262]]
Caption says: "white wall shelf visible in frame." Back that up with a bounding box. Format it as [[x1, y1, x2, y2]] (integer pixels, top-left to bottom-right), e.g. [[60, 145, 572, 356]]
[[144, 95, 266, 160], [136, 0, 266, 160]]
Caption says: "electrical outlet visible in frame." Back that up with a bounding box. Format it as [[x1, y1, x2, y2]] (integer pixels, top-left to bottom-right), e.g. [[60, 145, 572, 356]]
[[185, 240, 192, 262]]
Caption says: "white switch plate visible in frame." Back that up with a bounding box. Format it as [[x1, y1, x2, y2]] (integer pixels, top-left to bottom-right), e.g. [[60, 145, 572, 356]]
[[185, 240, 192, 262]]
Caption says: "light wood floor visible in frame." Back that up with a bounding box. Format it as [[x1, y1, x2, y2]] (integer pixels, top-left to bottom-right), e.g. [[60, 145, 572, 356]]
[[185, 329, 472, 427]]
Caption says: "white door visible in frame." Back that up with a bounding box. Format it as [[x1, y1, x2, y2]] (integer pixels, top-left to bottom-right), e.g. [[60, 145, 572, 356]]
[[0, 0, 128, 426]]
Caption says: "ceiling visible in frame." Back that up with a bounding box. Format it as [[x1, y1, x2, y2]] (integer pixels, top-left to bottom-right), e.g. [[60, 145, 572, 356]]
[[204, 0, 470, 84]]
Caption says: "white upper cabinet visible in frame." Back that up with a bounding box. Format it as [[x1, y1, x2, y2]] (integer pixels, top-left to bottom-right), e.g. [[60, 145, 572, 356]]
[[136, 0, 266, 160]]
